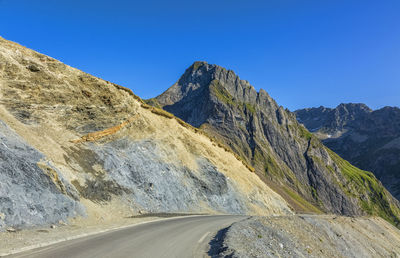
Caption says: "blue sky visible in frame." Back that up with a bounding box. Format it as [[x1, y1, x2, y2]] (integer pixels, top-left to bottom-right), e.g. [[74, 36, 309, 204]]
[[1, 0, 399, 110]]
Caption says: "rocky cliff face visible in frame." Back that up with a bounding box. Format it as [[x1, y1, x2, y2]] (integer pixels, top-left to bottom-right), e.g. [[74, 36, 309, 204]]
[[296, 104, 400, 200], [154, 61, 400, 226], [0, 37, 292, 230]]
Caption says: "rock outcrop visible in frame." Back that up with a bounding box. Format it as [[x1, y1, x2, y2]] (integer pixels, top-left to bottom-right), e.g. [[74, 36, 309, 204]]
[[0, 120, 84, 229], [0, 37, 291, 230], [296, 104, 400, 200], [154, 61, 400, 226]]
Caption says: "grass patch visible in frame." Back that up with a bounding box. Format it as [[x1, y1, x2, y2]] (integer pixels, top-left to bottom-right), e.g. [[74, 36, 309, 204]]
[[254, 146, 300, 187], [141, 103, 152, 109], [327, 148, 400, 227], [141, 103, 174, 119], [151, 107, 174, 119], [209, 79, 258, 117], [111, 83, 144, 104], [299, 124, 313, 140], [254, 148, 283, 178], [210, 79, 236, 106], [244, 103, 256, 114], [144, 98, 162, 108], [176, 117, 199, 132], [328, 148, 379, 192], [192, 61, 204, 71], [282, 186, 322, 214], [287, 123, 313, 142]]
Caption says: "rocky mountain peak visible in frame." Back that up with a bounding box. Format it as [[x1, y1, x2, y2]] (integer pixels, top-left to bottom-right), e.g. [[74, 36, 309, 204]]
[[156, 61, 278, 127], [153, 62, 400, 224], [295, 103, 372, 133], [335, 103, 372, 117]]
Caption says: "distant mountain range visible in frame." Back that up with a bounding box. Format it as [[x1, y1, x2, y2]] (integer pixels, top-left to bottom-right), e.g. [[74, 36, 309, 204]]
[[296, 103, 400, 200], [149, 61, 400, 226]]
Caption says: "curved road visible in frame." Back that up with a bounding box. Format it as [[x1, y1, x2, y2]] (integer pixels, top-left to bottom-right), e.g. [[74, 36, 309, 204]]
[[8, 215, 246, 258]]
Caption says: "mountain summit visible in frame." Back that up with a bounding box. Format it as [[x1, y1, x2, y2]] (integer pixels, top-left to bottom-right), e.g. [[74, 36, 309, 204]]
[[153, 61, 400, 225]]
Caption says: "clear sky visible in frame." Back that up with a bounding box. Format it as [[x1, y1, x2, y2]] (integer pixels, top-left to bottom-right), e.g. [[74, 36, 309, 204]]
[[1, 0, 399, 110]]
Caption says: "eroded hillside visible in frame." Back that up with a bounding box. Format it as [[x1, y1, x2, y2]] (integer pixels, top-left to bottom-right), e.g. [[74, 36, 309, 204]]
[[0, 37, 292, 230]]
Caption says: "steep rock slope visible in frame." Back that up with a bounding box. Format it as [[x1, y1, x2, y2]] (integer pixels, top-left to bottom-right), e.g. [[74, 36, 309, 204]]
[[0, 37, 292, 230], [0, 120, 84, 229], [296, 104, 400, 200], [154, 61, 400, 226]]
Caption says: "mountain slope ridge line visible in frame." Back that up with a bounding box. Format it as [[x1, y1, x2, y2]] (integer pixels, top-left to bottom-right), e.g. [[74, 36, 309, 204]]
[[153, 60, 400, 226]]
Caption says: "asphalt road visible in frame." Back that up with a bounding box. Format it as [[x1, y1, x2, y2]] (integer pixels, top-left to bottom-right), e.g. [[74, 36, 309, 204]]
[[8, 215, 246, 258]]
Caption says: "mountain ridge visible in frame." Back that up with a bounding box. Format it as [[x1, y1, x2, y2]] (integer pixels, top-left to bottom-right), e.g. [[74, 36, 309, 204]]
[[154, 61, 400, 226], [296, 103, 400, 201]]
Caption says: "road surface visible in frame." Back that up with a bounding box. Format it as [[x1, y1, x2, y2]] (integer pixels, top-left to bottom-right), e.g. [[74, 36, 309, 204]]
[[7, 215, 246, 258]]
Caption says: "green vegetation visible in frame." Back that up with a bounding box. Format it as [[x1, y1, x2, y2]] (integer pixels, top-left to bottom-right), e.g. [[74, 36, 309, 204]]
[[282, 186, 322, 214], [192, 61, 203, 71], [210, 79, 257, 115], [253, 146, 323, 213], [255, 146, 299, 187], [145, 98, 162, 108], [244, 103, 256, 114], [141, 103, 152, 109], [256, 150, 283, 178], [287, 123, 313, 142], [141, 103, 174, 119], [176, 117, 199, 132], [327, 148, 400, 227], [311, 186, 318, 199], [150, 107, 175, 119], [111, 83, 144, 104], [210, 79, 236, 106], [299, 124, 313, 140], [326, 164, 335, 174]]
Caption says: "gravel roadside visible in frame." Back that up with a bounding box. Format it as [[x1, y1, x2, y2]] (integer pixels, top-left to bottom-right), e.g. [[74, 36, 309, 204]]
[[211, 215, 400, 258]]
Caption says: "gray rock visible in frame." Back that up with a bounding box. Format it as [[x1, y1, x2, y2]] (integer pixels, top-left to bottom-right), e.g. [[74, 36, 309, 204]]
[[87, 138, 248, 214], [0, 120, 85, 231], [154, 61, 400, 223]]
